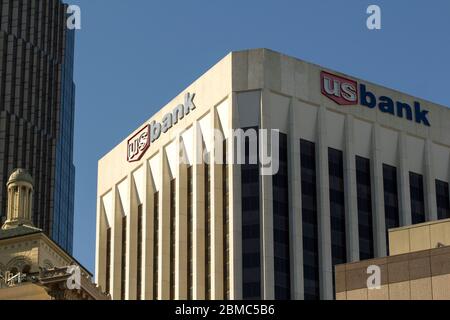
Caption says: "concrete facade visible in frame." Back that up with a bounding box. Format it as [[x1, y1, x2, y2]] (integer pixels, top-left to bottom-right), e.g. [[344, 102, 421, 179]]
[[96, 49, 450, 300]]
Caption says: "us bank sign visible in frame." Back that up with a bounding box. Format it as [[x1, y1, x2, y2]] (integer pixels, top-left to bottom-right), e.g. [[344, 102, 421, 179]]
[[320, 71, 431, 127], [127, 92, 197, 162]]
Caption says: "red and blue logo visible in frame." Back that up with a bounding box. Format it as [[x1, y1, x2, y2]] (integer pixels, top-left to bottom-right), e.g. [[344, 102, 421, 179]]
[[127, 125, 150, 162], [321, 71, 430, 127]]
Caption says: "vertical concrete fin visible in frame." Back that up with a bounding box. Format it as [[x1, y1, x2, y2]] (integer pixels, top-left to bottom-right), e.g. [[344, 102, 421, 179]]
[[398, 132, 412, 226], [288, 98, 304, 299], [230, 92, 243, 299], [343, 114, 359, 262], [316, 106, 333, 300], [424, 139, 437, 221], [371, 123, 387, 257], [260, 89, 274, 300]]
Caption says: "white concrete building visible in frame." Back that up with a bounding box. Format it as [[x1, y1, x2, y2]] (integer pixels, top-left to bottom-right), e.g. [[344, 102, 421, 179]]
[[95, 48, 450, 300]]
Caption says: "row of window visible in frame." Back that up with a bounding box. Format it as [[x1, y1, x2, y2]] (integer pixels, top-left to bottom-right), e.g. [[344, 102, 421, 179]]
[[272, 133, 291, 299], [241, 127, 261, 299], [0, 0, 69, 55], [104, 134, 450, 300], [300, 140, 450, 299]]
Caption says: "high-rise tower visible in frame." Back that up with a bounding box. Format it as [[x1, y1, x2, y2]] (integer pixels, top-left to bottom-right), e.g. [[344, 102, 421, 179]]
[[0, 0, 76, 253]]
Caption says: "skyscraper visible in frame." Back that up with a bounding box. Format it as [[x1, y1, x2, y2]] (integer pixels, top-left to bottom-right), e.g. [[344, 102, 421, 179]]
[[0, 0, 75, 253], [95, 49, 450, 300]]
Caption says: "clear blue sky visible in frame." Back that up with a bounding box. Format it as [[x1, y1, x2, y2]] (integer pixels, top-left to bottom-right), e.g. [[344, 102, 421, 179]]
[[69, 0, 450, 273]]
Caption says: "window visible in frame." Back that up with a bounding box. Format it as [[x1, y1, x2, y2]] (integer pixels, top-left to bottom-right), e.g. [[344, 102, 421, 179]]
[[223, 140, 230, 300], [436, 180, 450, 220], [106, 227, 111, 294], [121, 216, 127, 300], [241, 127, 261, 300], [153, 192, 159, 300], [356, 156, 374, 260], [301, 139, 320, 300], [273, 133, 290, 300], [170, 179, 176, 300], [137, 204, 143, 300], [383, 164, 399, 254], [410, 172, 425, 224], [205, 158, 211, 300], [187, 166, 194, 299], [328, 148, 346, 298], [328, 148, 347, 265]]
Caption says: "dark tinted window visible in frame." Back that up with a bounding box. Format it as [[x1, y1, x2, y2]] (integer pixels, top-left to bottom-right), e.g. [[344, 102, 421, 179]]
[[205, 160, 211, 300], [410, 172, 425, 224], [170, 179, 176, 299], [223, 141, 230, 299], [241, 127, 261, 300], [106, 227, 112, 294], [383, 164, 399, 254], [300, 140, 320, 300], [153, 192, 159, 299], [187, 166, 194, 299], [273, 133, 290, 300], [436, 180, 450, 220], [121, 216, 127, 300], [328, 148, 346, 298], [137, 204, 143, 300], [356, 156, 374, 260], [328, 148, 347, 265]]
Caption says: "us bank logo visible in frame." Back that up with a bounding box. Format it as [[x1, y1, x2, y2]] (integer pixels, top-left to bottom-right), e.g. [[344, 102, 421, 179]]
[[320, 71, 431, 127], [127, 125, 150, 162], [127, 92, 197, 162]]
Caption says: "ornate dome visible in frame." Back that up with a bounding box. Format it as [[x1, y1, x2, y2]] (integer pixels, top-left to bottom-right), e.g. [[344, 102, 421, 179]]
[[7, 168, 34, 185]]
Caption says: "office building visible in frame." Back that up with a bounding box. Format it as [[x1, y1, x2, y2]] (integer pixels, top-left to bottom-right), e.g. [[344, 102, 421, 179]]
[[0, 0, 76, 252], [95, 49, 450, 300]]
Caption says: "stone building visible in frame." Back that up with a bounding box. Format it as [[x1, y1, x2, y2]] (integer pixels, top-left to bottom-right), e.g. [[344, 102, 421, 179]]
[[0, 168, 108, 300], [335, 218, 450, 300]]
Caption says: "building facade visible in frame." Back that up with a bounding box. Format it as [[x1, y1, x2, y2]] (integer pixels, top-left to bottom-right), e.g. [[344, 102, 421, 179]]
[[95, 49, 450, 300], [0, 0, 76, 253], [0, 169, 108, 300], [335, 219, 450, 300]]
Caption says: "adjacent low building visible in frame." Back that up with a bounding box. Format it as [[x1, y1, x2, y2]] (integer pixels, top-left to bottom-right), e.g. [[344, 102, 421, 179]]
[[0, 169, 108, 300], [335, 219, 450, 300], [95, 48, 450, 300]]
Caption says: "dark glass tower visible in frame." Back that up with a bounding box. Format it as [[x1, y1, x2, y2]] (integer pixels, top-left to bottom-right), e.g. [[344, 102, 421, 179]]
[[0, 0, 75, 253]]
